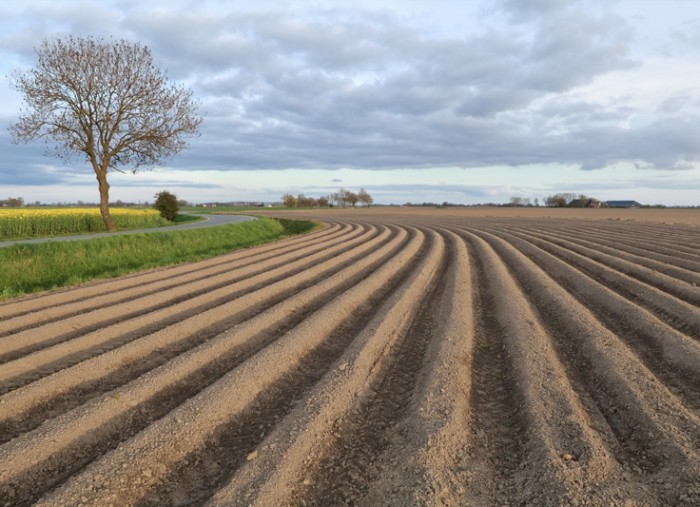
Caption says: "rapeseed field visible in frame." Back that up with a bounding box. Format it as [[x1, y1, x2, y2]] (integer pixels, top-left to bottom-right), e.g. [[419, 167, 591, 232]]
[[0, 207, 167, 239]]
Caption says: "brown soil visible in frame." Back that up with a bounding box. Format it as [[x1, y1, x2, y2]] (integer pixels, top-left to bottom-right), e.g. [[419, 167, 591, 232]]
[[1, 207, 699, 507]]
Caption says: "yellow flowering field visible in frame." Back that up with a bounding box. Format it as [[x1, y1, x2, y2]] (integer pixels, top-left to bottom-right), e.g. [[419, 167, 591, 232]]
[[0, 207, 167, 239]]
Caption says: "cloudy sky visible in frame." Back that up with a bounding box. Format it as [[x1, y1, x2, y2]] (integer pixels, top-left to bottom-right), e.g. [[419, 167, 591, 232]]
[[1, 0, 700, 206]]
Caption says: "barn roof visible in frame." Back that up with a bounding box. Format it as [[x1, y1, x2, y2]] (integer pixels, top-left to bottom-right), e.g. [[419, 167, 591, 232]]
[[605, 200, 642, 208]]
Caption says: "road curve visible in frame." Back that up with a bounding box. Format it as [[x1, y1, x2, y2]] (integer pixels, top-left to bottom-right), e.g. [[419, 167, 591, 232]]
[[0, 213, 255, 248], [0, 208, 699, 506]]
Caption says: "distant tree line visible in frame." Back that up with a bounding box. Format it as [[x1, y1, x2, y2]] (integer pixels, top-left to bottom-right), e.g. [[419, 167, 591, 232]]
[[505, 193, 604, 208], [543, 193, 580, 207], [506, 197, 536, 207], [281, 188, 373, 208], [544, 193, 603, 207], [0, 197, 162, 207]]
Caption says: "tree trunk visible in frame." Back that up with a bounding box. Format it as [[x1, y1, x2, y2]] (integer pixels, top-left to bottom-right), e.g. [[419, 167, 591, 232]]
[[96, 174, 116, 231]]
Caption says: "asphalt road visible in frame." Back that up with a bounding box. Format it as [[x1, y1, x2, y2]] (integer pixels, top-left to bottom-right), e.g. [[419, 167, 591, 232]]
[[0, 213, 255, 249]]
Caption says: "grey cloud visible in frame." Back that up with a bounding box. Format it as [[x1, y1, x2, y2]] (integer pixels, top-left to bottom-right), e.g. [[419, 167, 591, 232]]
[[519, 8, 635, 93], [562, 177, 700, 192], [354, 183, 500, 198], [657, 94, 693, 114], [457, 88, 539, 117], [669, 17, 700, 52], [0, 159, 73, 186], [544, 115, 700, 171], [0, 168, 66, 186], [0, 126, 72, 185], [534, 97, 635, 123], [2, 1, 696, 181], [496, 0, 567, 22], [112, 178, 223, 189]]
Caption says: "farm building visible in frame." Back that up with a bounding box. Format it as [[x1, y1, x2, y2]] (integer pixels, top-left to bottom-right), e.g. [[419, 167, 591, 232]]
[[605, 200, 642, 208]]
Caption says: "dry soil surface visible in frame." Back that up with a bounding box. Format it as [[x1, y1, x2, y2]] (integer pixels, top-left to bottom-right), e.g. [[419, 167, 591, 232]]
[[1, 207, 699, 507]]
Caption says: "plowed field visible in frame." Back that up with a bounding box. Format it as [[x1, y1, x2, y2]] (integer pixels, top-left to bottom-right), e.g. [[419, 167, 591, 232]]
[[1, 208, 700, 506]]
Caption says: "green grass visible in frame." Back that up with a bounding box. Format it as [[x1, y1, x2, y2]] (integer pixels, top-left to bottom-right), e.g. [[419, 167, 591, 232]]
[[272, 217, 317, 234], [170, 213, 206, 224], [0, 217, 316, 300]]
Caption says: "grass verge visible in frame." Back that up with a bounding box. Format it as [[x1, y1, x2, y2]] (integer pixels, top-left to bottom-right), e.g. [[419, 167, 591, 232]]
[[0, 217, 316, 301], [170, 213, 206, 224]]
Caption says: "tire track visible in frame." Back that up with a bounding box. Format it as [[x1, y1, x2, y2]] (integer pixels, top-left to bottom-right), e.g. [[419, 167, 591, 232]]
[[360, 229, 473, 507]]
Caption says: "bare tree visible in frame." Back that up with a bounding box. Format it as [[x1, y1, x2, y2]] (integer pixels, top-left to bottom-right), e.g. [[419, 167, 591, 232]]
[[357, 188, 373, 207], [544, 193, 578, 207], [296, 194, 318, 208], [9, 36, 202, 231], [329, 192, 340, 207], [335, 189, 348, 207], [347, 191, 359, 208], [282, 193, 297, 208], [339, 188, 359, 208]]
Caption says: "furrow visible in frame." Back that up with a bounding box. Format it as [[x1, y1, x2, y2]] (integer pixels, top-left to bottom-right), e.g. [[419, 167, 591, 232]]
[[358, 228, 473, 506], [493, 226, 700, 339], [199, 228, 446, 507], [292, 228, 446, 506], [0, 222, 345, 335], [538, 220, 700, 263], [26, 226, 429, 507], [0, 223, 377, 372], [530, 223, 700, 299], [559, 223, 700, 259], [0, 225, 405, 441], [0, 220, 341, 322], [464, 227, 700, 505], [454, 228, 615, 506], [485, 227, 700, 410], [457, 235, 528, 501], [518, 224, 700, 282]]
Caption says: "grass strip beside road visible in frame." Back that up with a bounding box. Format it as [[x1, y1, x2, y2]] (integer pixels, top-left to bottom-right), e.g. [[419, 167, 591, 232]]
[[0, 217, 316, 301]]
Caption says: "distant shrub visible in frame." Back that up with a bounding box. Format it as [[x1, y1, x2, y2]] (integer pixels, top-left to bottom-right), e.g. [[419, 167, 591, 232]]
[[153, 190, 179, 221]]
